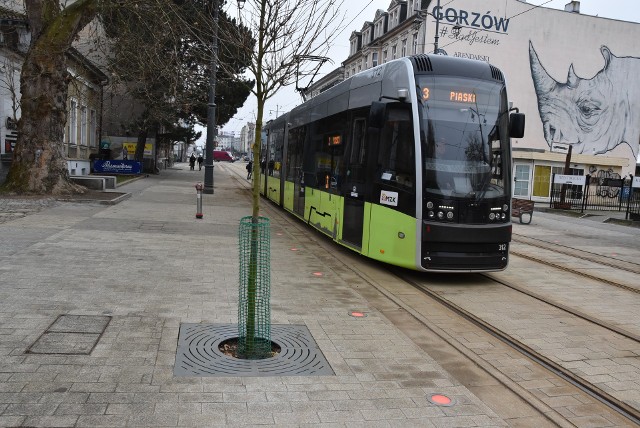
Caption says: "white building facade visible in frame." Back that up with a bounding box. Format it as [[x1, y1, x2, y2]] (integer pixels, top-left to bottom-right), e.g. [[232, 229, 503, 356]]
[[240, 122, 255, 155], [335, 0, 640, 202]]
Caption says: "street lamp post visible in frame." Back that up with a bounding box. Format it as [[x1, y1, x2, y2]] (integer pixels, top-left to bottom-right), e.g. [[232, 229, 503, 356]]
[[204, 0, 245, 194], [203, 0, 220, 194]]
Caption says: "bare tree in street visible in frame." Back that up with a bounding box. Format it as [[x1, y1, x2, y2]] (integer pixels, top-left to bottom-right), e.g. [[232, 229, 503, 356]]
[[235, 0, 344, 219], [231, 0, 344, 358]]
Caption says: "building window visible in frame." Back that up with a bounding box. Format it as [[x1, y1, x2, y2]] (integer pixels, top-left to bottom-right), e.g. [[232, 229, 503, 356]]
[[90, 109, 97, 147], [383, 50, 388, 63], [401, 39, 407, 57], [69, 99, 77, 146], [392, 45, 397, 60], [352, 67, 356, 76], [372, 52, 378, 67], [0, 28, 19, 51], [80, 105, 87, 146], [413, 33, 419, 54]]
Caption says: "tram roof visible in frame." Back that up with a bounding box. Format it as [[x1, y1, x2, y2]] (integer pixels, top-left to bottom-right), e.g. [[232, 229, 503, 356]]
[[266, 55, 505, 129]]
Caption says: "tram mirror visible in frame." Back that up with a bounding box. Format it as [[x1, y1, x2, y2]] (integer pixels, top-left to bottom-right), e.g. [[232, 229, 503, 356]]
[[509, 112, 525, 138], [369, 102, 386, 129]]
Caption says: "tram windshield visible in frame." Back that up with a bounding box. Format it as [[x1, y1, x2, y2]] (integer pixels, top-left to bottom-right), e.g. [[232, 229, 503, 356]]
[[418, 76, 511, 201]]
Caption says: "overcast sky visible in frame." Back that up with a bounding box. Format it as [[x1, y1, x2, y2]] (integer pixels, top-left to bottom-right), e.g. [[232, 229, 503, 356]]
[[205, 0, 640, 141]]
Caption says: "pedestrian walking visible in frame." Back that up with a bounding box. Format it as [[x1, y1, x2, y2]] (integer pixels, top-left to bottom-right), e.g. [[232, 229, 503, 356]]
[[189, 153, 196, 170], [246, 160, 253, 179], [197, 154, 204, 171]]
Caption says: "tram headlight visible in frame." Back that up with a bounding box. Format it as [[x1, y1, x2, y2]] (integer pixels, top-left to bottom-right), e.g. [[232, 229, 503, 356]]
[[437, 211, 444, 219], [502, 213, 507, 219], [489, 213, 496, 220], [446, 211, 454, 220], [426, 201, 434, 209], [428, 211, 435, 218], [503, 204, 509, 212]]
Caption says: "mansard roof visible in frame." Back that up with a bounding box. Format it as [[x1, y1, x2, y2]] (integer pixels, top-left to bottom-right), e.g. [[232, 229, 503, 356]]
[[374, 9, 388, 20], [360, 21, 373, 32]]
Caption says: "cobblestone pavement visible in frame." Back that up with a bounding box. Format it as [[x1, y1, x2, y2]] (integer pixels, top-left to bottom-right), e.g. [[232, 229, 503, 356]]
[[0, 168, 638, 427], [0, 167, 512, 427]]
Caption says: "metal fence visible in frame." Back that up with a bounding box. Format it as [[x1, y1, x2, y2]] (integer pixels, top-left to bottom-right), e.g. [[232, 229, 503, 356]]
[[550, 174, 640, 220]]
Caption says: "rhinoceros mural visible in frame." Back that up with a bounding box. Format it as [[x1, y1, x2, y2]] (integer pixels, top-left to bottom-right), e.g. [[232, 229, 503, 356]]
[[529, 42, 640, 159]]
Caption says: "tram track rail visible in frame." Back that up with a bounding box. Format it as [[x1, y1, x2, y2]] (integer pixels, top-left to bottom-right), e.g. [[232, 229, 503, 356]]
[[511, 235, 640, 295], [512, 234, 640, 274], [230, 168, 640, 426], [397, 271, 640, 426]]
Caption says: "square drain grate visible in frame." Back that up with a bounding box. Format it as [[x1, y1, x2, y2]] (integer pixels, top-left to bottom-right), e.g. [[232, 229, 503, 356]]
[[26, 315, 111, 355], [174, 323, 334, 377]]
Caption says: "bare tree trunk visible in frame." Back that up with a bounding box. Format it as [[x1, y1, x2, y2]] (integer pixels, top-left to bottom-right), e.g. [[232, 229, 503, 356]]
[[3, 43, 77, 194], [1, 0, 97, 194], [135, 129, 148, 162]]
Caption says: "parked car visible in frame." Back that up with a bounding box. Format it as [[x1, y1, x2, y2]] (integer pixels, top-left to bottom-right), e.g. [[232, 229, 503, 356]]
[[213, 150, 235, 162]]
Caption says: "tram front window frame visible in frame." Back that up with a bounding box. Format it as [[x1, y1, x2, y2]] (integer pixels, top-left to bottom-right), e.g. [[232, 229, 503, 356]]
[[417, 76, 511, 204]]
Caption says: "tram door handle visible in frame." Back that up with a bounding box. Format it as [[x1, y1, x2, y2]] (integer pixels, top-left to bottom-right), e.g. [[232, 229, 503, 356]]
[[348, 185, 360, 199]]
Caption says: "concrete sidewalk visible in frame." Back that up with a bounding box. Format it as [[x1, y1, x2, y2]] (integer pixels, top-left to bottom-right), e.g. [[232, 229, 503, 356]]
[[0, 163, 510, 427]]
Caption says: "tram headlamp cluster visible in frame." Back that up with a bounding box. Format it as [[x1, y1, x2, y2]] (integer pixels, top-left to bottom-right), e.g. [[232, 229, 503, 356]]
[[489, 205, 508, 222], [426, 201, 455, 222]]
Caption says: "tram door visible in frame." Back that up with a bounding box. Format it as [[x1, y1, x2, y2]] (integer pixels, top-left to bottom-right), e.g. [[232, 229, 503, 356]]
[[287, 127, 306, 218], [341, 116, 368, 248]]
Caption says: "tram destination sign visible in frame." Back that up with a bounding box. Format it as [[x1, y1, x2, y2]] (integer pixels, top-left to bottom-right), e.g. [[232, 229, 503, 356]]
[[633, 176, 640, 188], [422, 87, 480, 104]]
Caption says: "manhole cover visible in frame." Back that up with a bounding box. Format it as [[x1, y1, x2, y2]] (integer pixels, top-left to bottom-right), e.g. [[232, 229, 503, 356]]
[[174, 323, 334, 377], [26, 315, 111, 355]]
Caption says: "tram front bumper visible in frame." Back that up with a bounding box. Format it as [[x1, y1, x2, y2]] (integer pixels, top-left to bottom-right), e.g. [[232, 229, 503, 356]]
[[421, 222, 511, 271]]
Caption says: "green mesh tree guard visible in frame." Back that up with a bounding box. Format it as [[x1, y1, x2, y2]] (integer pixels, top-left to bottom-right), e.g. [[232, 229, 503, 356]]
[[238, 216, 271, 359]]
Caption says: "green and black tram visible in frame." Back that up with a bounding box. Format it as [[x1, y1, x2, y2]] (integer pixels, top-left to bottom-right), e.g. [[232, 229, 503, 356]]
[[260, 54, 525, 272]]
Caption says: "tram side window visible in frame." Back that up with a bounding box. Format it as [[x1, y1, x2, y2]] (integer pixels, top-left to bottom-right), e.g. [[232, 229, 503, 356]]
[[312, 112, 347, 192], [348, 118, 367, 182], [269, 128, 284, 178], [376, 105, 414, 189], [260, 139, 267, 173], [310, 121, 325, 190], [286, 127, 305, 182]]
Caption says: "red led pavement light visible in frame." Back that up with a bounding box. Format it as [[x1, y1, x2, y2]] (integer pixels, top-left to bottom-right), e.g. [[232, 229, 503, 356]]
[[428, 393, 454, 406]]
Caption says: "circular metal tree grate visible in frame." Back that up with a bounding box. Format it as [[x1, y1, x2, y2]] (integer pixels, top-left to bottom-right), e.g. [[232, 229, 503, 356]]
[[174, 323, 334, 377]]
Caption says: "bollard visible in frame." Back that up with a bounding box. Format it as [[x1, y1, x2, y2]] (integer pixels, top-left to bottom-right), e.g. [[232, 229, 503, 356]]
[[195, 182, 204, 219]]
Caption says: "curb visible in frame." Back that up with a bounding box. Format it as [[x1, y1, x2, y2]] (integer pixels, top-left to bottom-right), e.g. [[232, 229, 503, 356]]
[[55, 192, 131, 205]]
